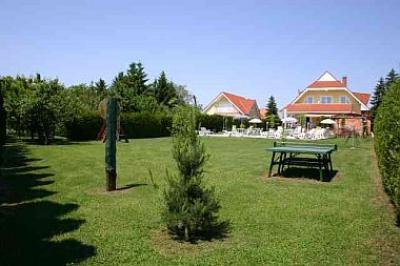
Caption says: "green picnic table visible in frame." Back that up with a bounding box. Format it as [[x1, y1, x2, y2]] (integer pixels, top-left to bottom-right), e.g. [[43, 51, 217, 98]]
[[266, 142, 337, 181]]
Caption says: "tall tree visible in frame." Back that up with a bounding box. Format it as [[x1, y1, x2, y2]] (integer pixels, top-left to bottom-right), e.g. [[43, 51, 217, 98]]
[[175, 84, 193, 105], [266, 96, 278, 116], [95, 78, 108, 100], [126, 62, 148, 95], [151, 71, 177, 107], [370, 77, 385, 120], [385, 68, 399, 90]]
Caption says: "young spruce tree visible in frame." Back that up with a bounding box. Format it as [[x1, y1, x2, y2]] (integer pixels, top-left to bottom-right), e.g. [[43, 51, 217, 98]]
[[162, 106, 223, 241]]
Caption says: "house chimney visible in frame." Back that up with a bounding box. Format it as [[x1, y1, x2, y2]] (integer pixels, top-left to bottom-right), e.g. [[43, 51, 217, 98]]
[[342, 76, 348, 87]]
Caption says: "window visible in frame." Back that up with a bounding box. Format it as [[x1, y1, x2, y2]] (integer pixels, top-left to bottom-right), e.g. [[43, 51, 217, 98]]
[[339, 96, 349, 103], [320, 96, 332, 103], [304, 96, 313, 103]]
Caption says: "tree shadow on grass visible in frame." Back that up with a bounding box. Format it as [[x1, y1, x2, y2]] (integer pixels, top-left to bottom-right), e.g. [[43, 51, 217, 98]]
[[279, 167, 338, 182], [116, 183, 148, 191], [0, 143, 96, 265], [168, 221, 231, 244]]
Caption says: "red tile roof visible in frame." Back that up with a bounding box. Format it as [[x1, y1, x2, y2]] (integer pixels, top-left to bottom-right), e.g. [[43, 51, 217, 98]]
[[307, 80, 345, 88], [222, 92, 256, 115], [352, 92, 370, 105], [285, 103, 356, 114]]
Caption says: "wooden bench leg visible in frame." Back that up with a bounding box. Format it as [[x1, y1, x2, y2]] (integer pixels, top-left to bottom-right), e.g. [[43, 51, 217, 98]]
[[278, 152, 284, 175], [268, 152, 276, 177], [318, 154, 323, 181], [328, 153, 333, 172]]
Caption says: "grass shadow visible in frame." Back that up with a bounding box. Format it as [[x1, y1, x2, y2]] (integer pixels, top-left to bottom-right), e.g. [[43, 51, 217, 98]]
[[0, 143, 96, 265], [279, 167, 338, 182], [168, 220, 231, 244], [116, 183, 148, 191]]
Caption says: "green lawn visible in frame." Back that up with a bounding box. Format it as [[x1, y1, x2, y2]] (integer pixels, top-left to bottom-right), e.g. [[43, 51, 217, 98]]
[[1, 137, 399, 265]]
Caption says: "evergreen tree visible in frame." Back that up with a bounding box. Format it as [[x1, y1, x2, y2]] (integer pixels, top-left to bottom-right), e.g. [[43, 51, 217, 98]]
[[370, 77, 385, 120], [151, 71, 177, 107], [266, 96, 278, 116], [385, 68, 399, 90], [126, 62, 148, 95], [95, 78, 108, 100], [162, 106, 226, 241]]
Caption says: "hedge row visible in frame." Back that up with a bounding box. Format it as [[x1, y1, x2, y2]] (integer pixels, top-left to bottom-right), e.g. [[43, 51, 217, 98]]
[[64, 111, 173, 141], [64, 112, 280, 141], [64, 112, 103, 141], [374, 80, 400, 220], [121, 113, 172, 139]]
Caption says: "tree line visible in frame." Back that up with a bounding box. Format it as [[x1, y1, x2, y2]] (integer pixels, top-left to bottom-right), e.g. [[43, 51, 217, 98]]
[[0, 62, 193, 144]]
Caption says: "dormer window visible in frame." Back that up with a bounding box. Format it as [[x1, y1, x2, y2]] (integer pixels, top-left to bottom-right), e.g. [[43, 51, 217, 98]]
[[320, 96, 332, 103], [339, 96, 349, 103], [304, 96, 313, 103]]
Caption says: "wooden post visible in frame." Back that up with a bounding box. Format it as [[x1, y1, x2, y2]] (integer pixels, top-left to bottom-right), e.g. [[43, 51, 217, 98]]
[[105, 98, 118, 191]]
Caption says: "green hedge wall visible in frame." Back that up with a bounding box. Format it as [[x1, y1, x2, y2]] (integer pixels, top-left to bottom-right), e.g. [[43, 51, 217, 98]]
[[65, 111, 103, 141], [374, 80, 400, 220], [64, 111, 172, 141], [0, 91, 6, 146], [121, 112, 171, 138]]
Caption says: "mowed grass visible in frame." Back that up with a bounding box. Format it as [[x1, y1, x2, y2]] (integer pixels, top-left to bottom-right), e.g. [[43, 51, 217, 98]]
[[1, 137, 400, 265]]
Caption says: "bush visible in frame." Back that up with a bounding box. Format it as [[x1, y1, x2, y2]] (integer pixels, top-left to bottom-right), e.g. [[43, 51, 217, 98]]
[[162, 106, 227, 241], [65, 111, 103, 141], [198, 114, 253, 131], [121, 112, 171, 138], [64, 111, 172, 141], [374, 80, 400, 220], [0, 91, 6, 146], [198, 114, 224, 132]]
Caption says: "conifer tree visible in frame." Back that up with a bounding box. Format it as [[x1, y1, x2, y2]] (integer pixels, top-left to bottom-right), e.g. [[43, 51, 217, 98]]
[[151, 71, 177, 107], [385, 68, 399, 90], [126, 62, 148, 95], [95, 78, 107, 100], [370, 77, 385, 120], [266, 96, 278, 116], [162, 106, 225, 241]]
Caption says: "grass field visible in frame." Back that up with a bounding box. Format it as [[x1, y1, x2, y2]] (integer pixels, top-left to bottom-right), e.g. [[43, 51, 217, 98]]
[[1, 137, 399, 265]]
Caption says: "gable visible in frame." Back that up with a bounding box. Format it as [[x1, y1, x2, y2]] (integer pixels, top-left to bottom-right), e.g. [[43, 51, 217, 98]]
[[203, 91, 258, 116], [307, 71, 345, 88]]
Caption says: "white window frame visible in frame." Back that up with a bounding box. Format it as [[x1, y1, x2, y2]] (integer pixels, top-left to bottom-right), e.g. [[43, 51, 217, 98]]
[[320, 96, 333, 104], [339, 96, 349, 104], [304, 96, 313, 103]]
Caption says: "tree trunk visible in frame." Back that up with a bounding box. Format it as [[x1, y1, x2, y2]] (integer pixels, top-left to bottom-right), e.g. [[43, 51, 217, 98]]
[[184, 226, 190, 241]]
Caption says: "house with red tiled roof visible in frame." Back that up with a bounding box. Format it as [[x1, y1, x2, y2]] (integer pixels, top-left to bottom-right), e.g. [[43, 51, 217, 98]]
[[282, 71, 371, 132], [203, 92, 260, 118]]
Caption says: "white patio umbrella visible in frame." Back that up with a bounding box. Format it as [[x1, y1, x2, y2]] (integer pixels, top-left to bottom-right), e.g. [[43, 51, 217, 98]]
[[320, 118, 336, 124], [281, 117, 298, 124], [248, 118, 262, 123]]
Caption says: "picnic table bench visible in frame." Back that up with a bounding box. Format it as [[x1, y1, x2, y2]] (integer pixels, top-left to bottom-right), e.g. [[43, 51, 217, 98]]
[[266, 142, 337, 181]]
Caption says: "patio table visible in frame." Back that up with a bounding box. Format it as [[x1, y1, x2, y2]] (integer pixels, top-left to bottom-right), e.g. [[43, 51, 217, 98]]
[[266, 142, 337, 181]]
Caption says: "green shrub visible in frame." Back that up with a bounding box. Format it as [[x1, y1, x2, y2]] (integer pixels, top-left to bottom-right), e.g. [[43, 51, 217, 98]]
[[198, 114, 224, 132], [64, 111, 172, 141], [162, 106, 226, 241], [374, 80, 400, 220], [121, 112, 171, 138], [0, 90, 6, 146], [65, 111, 103, 141]]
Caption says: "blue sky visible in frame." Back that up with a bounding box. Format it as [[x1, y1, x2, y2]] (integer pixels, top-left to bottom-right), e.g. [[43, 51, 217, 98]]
[[1, 0, 399, 108]]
